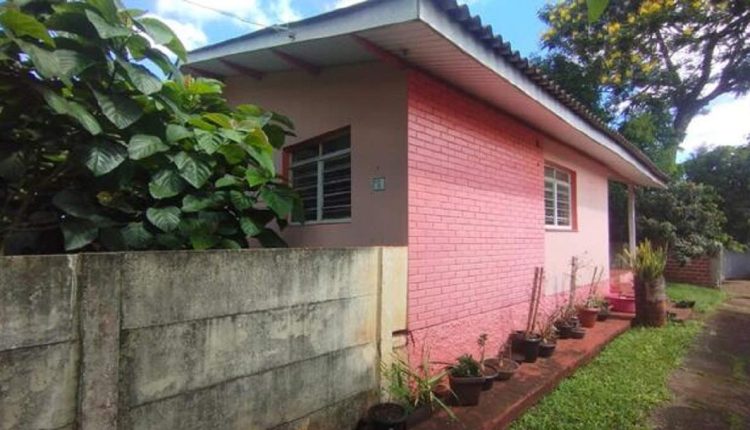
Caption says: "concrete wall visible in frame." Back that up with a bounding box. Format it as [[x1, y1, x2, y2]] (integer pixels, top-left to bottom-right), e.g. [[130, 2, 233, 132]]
[[724, 250, 750, 280], [543, 139, 611, 296], [225, 62, 409, 248], [0, 248, 407, 430]]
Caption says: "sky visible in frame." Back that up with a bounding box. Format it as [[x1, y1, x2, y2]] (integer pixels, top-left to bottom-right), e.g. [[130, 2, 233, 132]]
[[124, 0, 750, 157]]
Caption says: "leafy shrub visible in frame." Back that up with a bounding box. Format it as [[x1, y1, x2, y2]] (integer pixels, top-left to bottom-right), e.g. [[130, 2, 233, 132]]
[[451, 354, 481, 378], [0, 0, 301, 254], [619, 240, 667, 282]]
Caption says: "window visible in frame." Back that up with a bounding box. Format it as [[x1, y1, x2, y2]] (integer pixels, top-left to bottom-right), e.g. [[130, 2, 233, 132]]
[[544, 164, 574, 229], [288, 128, 351, 222]]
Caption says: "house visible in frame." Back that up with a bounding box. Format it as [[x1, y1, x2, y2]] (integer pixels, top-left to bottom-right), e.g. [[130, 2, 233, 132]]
[[185, 0, 667, 360]]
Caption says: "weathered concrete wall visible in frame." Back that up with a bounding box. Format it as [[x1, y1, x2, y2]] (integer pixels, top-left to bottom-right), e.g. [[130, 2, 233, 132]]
[[0, 247, 407, 430]]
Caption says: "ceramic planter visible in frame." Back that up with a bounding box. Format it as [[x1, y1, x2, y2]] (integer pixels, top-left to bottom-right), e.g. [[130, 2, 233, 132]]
[[578, 307, 599, 328], [368, 403, 407, 430]]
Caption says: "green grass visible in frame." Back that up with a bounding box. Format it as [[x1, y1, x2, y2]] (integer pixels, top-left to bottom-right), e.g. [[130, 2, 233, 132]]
[[510, 283, 726, 430], [666, 282, 727, 313]]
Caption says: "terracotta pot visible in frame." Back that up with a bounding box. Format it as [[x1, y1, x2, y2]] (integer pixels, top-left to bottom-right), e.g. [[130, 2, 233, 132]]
[[449, 375, 485, 406], [578, 307, 599, 328], [368, 403, 407, 430], [538, 341, 556, 358]]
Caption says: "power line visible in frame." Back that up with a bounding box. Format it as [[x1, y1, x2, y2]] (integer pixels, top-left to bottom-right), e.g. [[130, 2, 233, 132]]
[[180, 0, 289, 31]]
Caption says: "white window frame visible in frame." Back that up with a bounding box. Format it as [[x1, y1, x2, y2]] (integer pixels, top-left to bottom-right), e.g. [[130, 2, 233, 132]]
[[289, 130, 351, 224], [544, 164, 574, 230]]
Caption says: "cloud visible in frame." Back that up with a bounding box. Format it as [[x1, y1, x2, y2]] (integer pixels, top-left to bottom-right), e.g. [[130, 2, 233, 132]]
[[681, 94, 750, 155], [270, 0, 302, 23], [154, 0, 274, 27], [157, 17, 208, 50], [328, 0, 365, 11]]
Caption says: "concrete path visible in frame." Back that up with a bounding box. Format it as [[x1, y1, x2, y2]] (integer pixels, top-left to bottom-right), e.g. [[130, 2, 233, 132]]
[[650, 280, 750, 430]]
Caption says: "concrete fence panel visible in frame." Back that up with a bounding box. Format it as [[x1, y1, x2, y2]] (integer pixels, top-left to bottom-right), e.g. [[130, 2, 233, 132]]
[[0, 247, 407, 430], [724, 250, 750, 280]]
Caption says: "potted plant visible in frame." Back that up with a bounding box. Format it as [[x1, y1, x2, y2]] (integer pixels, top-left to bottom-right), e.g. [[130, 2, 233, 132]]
[[379, 350, 456, 427], [554, 306, 578, 339], [368, 403, 408, 430], [537, 314, 558, 358], [570, 326, 586, 339], [597, 299, 611, 321], [519, 267, 545, 363], [484, 341, 520, 381], [620, 240, 668, 327], [578, 266, 605, 328], [448, 354, 485, 406], [477, 334, 499, 390]]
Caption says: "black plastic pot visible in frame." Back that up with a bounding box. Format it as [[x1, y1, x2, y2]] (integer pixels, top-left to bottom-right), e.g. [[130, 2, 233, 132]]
[[570, 327, 586, 339], [406, 405, 433, 427], [521, 335, 542, 363], [368, 403, 407, 430], [481, 364, 499, 391], [449, 375, 485, 406], [555, 322, 574, 339], [538, 341, 556, 358], [483, 358, 519, 381], [597, 310, 610, 321]]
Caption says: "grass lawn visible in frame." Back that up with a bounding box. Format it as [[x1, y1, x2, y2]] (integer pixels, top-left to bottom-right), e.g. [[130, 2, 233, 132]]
[[510, 283, 726, 430]]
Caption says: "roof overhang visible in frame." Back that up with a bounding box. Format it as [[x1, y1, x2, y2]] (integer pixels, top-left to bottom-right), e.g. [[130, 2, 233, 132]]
[[188, 0, 668, 188]]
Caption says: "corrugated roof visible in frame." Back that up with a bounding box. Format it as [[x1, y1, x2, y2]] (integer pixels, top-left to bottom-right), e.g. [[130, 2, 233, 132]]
[[188, 0, 668, 184]]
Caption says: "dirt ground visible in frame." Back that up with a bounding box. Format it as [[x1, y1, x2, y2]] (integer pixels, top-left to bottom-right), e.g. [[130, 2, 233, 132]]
[[650, 280, 750, 430]]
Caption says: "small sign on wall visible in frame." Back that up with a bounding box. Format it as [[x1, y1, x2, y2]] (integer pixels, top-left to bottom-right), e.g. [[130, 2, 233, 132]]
[[372, 177, 386, 192]]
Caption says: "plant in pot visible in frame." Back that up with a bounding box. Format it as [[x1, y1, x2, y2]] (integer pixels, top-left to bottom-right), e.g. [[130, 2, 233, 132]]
[[485, 341, 520, 381], [620, 240, 668, 327], [448, 354, 485, 406], [377, 351, 456, 427], [519, 267, 545, 363], [554, 305, 579, 339], [370, 362, 409, 430], [597, 298, 612, 321], [537, 313, 558, 358], [578, 266, 605, 328], [477, 334, 499, 390]]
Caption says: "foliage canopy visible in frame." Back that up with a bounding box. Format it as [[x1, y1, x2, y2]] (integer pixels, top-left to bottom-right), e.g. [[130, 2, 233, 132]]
[[0, 0, 301, 254]]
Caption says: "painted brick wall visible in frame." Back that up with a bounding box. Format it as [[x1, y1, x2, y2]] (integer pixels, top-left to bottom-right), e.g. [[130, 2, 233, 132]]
[[407, 71, 554, 361], [665, 255, 721, 288]]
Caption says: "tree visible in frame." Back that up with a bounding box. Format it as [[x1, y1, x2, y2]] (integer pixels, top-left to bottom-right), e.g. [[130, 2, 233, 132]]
[[0, 0, 301, 254], [637, 180, 733, 262], [684, 142, 750, 246], [540, 0, 750, 141]]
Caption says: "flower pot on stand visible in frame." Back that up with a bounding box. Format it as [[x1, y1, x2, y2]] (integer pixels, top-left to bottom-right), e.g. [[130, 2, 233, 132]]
[[368, 403, 407, 430], [578, 307, 599, 328]]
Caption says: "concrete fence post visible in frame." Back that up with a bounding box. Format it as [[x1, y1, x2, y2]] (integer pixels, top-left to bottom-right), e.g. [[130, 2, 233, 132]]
[[77, 254, 124, 430], [377, 247, 408, 399]]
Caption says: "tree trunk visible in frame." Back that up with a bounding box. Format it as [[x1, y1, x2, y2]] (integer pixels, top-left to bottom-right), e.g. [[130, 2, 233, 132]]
[[633, 275, 667, 327]]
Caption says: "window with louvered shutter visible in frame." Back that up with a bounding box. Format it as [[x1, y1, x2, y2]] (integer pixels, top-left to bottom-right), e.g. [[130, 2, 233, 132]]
[[544, 165, 573, 228], [289, 128, 351, 222]]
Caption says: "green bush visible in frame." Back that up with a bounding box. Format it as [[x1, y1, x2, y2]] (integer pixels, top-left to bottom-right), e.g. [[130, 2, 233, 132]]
[[0, 0, 301, 254]]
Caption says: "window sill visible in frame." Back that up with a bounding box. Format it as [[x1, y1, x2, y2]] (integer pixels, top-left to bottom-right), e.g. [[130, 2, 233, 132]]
[[545, 226, 578, 233], [290, 218, 352, 227]]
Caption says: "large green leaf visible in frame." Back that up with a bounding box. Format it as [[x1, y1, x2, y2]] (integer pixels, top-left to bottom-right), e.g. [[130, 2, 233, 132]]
[[136, 17, 186, 61], [215, 175, 240, 188], [182, 194, 223, 212], [93, 90, 143, 129], [239, 217, 263, 237], [260, 187, 296, 219], [56, 50, 95, 80], [195, 129, 221, 154], [587, 0, 609, 23], [61, 218, 98, 251], [128, 134, 169, 160], [0, 151, 25, 181], [83, 142, 127, 176], [146, 206, 181, 232], [166, 124, 192, 143], [16, 41, 59, 79], [245, 167, 271, 187], [229, 190, 254, 211], [121, 222, 153, 249], [0, 9, 55, 47], [118, 60, 162, 95], [52, 190, 114, 226], [42, 90, 101, 135], [172, 151, 212, 189], [218, 144, 246, 165], [149, 168, 185, 199], [84, 9, 130, 38]]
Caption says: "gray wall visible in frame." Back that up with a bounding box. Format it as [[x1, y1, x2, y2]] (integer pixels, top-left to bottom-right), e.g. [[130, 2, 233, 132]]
[[724, 250, 750, 280], [0, 248, 407, 430]]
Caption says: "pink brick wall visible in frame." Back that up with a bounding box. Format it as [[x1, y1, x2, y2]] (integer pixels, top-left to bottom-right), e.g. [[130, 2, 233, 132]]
[[407, 71, 565, 361]]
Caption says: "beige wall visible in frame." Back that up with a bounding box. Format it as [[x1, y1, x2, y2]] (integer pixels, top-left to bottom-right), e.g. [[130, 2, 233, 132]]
[[543, 139, 611, 296], [225, 63, 408, 247]]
